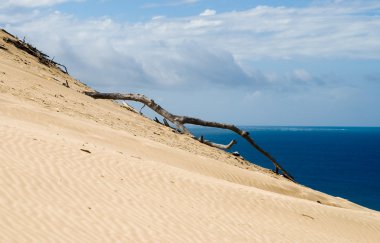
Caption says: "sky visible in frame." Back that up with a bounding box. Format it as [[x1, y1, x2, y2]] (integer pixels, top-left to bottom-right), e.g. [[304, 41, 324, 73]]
[[1, 0, 380, 126]]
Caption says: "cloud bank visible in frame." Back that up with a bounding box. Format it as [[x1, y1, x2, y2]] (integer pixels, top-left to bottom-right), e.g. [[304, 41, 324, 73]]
[[0, 0, 76, 9], [1, 1, 379, 91], [1, 1, 380, 126], [143, 0, 199, 9]]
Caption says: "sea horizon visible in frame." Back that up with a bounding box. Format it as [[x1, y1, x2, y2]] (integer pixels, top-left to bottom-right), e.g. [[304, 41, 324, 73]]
[[190, 125, 380, 211]]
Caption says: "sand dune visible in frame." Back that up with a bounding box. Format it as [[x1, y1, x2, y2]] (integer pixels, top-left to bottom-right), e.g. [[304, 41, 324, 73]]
[[1, 29, 380, 242]]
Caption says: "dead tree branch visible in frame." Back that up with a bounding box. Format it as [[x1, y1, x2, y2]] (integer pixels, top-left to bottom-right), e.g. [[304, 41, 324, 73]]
[[154, 117, 179, 133], [154, 117, 163, 125], [84, 91, 295, 181], [139, 104, 146, 114], [1, 29, 17, 39], [198, 135, 237, 150], [163, 118, 171, 128], [3, 37, 69, 74]]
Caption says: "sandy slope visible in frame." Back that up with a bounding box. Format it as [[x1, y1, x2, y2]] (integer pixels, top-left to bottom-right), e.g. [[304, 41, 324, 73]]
[[1, 29, 380, 242]]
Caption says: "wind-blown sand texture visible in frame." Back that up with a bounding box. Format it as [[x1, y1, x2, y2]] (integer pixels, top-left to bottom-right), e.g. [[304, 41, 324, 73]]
[[1, 29, 380, 242]]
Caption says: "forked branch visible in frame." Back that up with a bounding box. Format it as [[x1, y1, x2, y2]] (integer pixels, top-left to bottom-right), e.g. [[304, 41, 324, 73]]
[[84, 91, 295, 181], [198, 136, 237, 150]]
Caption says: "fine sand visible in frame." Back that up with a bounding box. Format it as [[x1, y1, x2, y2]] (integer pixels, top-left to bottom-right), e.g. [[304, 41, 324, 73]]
[[1, 29, 380, 242]]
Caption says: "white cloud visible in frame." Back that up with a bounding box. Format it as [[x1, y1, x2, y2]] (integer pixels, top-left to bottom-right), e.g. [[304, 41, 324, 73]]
[[0, 0, 76, 8], [200, 9, 216, 16], [180, 0, 198, 4], [143, 0, 199, 8], [152, 15, 165, 21], [1, 1, 379, 93], [293, 69, 312, 83], [244, 91, 262, 101]]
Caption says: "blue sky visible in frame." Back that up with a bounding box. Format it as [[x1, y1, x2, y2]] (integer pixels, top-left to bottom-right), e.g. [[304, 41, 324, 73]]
[[56, 0, 312, 21], [1, 0, 380, 126]]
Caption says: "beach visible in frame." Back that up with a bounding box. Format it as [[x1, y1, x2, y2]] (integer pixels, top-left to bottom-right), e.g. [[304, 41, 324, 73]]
[[1, 29, 380, 242]]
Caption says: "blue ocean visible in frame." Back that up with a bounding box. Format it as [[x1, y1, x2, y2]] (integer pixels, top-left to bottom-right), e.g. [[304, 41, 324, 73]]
[[190, 126, 380, 211]]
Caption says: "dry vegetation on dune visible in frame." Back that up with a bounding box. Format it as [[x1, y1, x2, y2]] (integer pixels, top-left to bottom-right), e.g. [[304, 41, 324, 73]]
[[1, 29, 380, 242]]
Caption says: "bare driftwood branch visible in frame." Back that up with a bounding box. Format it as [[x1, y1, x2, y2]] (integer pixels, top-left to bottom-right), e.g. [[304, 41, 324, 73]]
[[163, 118, 171, 128], [121, 101, 138, 113], [85, 92, 190, 133], [139, 104, 146, 115], [1, 29, 17, 39], [84, 91, 295, 181], [55, 63, 69, 74], [154, 117, 179, 133], [62, 80, 70, 88], [3, 37, 69, 74], [154, 117, 163, 125], [198, 135, 237, 150]]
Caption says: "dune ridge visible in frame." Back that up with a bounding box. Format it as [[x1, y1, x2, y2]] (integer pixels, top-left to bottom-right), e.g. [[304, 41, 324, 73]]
[[1, 29, 380, 242]]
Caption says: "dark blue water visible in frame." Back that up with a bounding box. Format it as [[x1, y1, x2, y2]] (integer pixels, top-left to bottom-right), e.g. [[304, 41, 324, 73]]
[[190, 126, 380, 211]]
